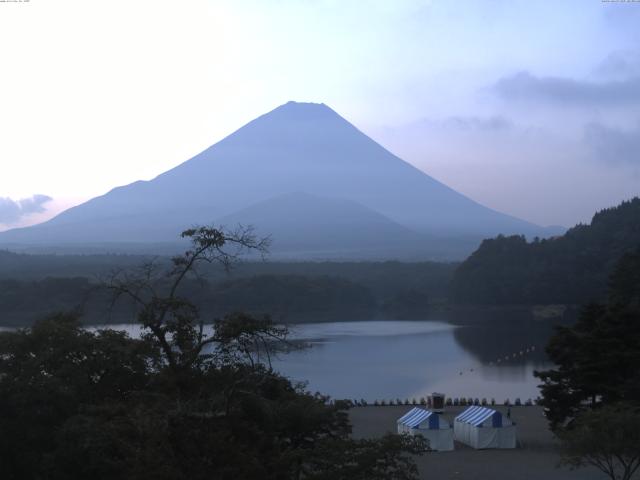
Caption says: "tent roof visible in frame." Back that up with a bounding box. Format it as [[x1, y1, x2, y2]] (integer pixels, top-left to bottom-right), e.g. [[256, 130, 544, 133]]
[[397, 407, 436, 428], [455, 406, 500, 426]]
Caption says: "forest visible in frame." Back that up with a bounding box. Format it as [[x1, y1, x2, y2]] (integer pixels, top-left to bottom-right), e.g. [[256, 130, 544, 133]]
[[2, 198, 639, 326], [0, 255, 455, 326], [0, 227, 427, 480], [451, 198, 640, 305]]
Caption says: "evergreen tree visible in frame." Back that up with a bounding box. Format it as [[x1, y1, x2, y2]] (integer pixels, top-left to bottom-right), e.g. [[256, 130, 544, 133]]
[[535, 248, 640, 429]]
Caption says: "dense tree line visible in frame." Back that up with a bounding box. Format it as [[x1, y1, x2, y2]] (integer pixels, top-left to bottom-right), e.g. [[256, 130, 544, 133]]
[[0, 226, 426, 479], [0, 275, 377, 327], [0, 250, 455, 299], [535, 249, 640, 480], [203, 274, 376, 321], [0, 277, 94, 325], [0, 250, 151, 279], [0, 272, 441, 327], [535, 247, 640, 427], [451, 198, 640, 305]]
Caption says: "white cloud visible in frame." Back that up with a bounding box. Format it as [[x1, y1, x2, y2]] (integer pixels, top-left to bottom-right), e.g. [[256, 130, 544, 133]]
[[0, 194, 52, 225]]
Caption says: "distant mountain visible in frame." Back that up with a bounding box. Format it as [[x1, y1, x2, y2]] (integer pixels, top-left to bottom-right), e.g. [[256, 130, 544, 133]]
[[0, 101, 558, 259], [218, 192, 426, 259], [451, 197, 640, 305]]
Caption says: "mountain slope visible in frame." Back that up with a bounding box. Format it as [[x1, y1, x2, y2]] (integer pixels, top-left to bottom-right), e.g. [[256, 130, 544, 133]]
[[217, 192, 427, 259], [451, 197, 640, 304], [0, 101, 554, 257]]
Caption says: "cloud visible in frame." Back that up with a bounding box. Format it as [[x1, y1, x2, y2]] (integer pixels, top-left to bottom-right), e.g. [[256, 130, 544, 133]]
[[441, 115, 513, 132], [403, 115, 514, 134], [594, 50, 640, 80], [492, 70, 640, 106], [584, 122, 640, 167], [0, 194, 53, 224]]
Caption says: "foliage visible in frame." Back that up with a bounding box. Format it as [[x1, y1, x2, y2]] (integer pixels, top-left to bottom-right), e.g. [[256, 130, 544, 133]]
[[0, 261, 456, 326], [0, 225, 424, 479], [558, 405, 640, 480], [0, 277, 94, 325], [205, 274, 376, 321], [380, 289, 430, 319], [303, 434, 427, 480], [0, 274, 378, 327], [0, 251, 456, 303], [451, 197, 640, 305], [535, 248, 640, 430], [0, 313, 156, 479]]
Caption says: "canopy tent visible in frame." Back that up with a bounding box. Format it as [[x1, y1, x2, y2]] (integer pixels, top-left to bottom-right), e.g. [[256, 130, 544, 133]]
[[397, 407, 454, 451], [454, 406, 516, 449]]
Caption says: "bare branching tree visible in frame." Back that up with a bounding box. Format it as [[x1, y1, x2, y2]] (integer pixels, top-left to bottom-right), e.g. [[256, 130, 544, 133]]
[[105, 225, 272, 374], [213, 312, 290, 370]]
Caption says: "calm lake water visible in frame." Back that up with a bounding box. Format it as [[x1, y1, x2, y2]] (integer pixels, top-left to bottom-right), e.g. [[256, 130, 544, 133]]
[[271, 320, 552, 402], [90, 319, 554, 403]]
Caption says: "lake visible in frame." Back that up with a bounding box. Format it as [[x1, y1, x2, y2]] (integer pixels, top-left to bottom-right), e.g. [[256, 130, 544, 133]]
[[90, 319, 554, 403], [271, 320, 553, 403]]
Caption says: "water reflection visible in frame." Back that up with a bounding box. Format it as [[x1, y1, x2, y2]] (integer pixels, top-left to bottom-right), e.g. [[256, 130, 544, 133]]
[[452, 321, 553, 365], [272, 320, 556, 402], [87, 319, 559, 402]]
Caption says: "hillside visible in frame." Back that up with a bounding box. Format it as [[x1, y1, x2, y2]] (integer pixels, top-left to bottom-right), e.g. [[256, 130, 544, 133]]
[[218, 192, 426, 259], [451, 198, 640, 305], [0, 101, 557, 260], [0, 250, 456, 326]]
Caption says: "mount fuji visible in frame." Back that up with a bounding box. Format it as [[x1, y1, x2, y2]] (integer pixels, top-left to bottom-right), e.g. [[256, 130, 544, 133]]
[[0, 102, 559, 259]]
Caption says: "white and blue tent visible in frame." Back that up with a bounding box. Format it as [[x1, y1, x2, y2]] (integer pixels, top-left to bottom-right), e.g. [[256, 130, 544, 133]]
[[397, 407, 454, 451], [454, 406, 516, 449]]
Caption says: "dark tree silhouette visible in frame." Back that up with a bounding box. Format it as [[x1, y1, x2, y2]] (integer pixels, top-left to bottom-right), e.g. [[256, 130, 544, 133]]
[[535, 249, 640, 480], [559, 405, 640, 480], [535, 249, 640, 429], [0, 225, 427, 480], [105, 225, 270, 374]]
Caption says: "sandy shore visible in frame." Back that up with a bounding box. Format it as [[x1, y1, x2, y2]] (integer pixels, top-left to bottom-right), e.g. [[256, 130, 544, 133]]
[[349, 405, 603, 480]]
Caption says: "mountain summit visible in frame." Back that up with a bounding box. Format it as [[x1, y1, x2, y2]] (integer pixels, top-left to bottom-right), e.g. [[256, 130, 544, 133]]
[[0, 101, 556, 259]]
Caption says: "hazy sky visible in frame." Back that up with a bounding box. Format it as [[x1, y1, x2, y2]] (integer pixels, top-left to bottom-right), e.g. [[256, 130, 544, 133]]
[[1, 0, 639, 230]]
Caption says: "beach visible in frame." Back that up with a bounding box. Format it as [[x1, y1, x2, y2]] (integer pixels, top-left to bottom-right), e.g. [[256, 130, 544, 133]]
[[349, 405, 603, 480]]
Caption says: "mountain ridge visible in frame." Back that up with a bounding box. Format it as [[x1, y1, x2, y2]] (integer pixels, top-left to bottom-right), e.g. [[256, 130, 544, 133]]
[[0, 101, 560, 259]]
